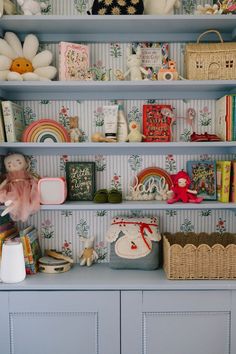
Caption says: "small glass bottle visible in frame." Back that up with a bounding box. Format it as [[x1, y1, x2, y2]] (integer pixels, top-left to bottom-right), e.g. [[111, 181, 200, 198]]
[[117, 103, 128, 142]]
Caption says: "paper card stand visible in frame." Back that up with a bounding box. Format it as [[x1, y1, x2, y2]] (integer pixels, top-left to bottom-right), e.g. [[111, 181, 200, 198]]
[[38, 178, 67, 205]]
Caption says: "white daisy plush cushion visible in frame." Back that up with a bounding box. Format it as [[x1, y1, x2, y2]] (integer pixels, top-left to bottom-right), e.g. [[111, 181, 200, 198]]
[[0, 32, 57, 81]]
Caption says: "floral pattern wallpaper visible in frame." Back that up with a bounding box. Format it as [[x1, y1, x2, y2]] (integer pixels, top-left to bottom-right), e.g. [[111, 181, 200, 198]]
[[13, 0, 234, 263]]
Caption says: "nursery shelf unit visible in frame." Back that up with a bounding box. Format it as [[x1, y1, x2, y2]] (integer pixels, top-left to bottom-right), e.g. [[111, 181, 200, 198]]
[[1, 14, 236, 354]]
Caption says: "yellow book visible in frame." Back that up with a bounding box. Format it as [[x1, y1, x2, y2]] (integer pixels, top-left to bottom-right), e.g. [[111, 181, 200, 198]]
[[216, 161, 231, 203]]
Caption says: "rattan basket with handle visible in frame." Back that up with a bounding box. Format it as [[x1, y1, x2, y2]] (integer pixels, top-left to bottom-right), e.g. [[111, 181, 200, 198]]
[[185, 30, 236, 80], [163, 232, 236, 279]]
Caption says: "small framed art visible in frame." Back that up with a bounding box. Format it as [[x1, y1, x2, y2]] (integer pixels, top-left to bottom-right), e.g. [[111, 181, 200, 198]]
[[65, 162, 96, 201]]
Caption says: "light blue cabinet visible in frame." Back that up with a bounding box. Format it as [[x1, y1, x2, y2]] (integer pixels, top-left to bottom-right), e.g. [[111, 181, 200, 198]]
[[122, 290, 235, 354], [1, 267, 236, 354], [6, 291, 120, 354], [0, 292, 10, 354]]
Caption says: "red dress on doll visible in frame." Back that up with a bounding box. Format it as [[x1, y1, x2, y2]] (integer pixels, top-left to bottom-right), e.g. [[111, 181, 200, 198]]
[[0, 166, 40, 222]]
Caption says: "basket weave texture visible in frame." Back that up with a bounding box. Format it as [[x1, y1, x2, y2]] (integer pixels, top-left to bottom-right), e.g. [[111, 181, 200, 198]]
[[163, 232, 236, 279], [185, 30, 236, 80]]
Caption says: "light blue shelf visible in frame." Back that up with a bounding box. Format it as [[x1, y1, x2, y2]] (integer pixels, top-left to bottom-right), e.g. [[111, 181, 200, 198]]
[[0, 200, 234, 211], [0, 80, 236, 100], [0, 15, 236, 42], [0, 200, 232, 211], [1, 141, 236, 155]]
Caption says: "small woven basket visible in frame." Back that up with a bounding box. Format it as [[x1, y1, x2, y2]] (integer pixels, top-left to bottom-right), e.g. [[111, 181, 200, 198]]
[[185, 30, 236, 80], [163, 232, 236, 279]]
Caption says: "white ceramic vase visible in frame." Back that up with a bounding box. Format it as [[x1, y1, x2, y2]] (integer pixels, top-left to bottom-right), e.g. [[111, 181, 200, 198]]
[[0, 240, 26, 283]]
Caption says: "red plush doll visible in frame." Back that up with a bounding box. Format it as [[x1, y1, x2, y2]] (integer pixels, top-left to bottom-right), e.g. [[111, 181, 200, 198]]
[[167, 170, 203, 204]]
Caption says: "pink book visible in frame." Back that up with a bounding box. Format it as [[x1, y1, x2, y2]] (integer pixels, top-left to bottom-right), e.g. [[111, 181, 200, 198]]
[[59, 41, 89, 81]]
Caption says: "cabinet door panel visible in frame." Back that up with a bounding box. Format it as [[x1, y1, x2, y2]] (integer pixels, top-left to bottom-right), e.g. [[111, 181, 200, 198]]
[[143, 310, 230, 354], [9, 291, 120, 354], [0, 292, 10, 354], [122, 291, 231, 354]]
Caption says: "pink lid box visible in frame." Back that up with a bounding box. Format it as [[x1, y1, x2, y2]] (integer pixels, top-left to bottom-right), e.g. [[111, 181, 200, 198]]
[[38, 177, 67, 205]]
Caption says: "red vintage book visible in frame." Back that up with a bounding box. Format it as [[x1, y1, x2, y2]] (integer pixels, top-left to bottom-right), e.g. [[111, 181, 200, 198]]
[[142, 104, 175, 142]]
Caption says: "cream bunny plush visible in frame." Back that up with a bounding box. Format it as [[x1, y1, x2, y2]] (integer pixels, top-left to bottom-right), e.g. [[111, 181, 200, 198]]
[[79, 237, 98, 267], [0, 0, 17, 17], [144, 0, 180, 15], [17, 0, 47, 15], [124, 46, 148, 81]]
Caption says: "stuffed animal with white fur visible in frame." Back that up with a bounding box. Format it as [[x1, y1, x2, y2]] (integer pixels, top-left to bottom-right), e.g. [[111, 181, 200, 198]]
[[124, 46, 148, 81], [0, 0, 17, 17], [17, 0, 47, 15], [79, 237, 98, 267], [127, 121, 146, 142], [144, 0, 180, 15], [0, 32, 57, 81]]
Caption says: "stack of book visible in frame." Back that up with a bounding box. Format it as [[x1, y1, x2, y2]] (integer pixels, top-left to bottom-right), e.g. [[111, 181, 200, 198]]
[[0, 214, 18, 256], [20, 225, 42, 274], [0, 100, 25, 142], [187, 159, 236, 203], [215, 94, 236, 141]]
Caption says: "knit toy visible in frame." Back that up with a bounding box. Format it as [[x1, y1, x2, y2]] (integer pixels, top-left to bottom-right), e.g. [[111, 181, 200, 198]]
[[127, 121, 146, 142], [0, 153, 40, 222], [17, 0, 47, 15], [0, 32, 57, 81], [124, 46, 148, 81], [79, 237, 98, 267], [167, 170, 203, 204]]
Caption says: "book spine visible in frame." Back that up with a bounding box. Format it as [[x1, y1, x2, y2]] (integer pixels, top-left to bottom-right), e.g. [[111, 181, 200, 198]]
[[58, 42, 63, 81], [1, 101, 16, 142], [233, 96, 236, 141], [230, 161, 236, 202], [0, 102, 6, 142], [217, 161, 231, 202]]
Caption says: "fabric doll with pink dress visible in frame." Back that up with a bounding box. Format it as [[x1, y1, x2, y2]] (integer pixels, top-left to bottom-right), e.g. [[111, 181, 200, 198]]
[[0, 153, 40, 222]]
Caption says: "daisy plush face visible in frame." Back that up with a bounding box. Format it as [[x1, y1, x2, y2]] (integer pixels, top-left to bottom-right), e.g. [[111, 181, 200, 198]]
[[0, 32, 57, 81], [4, 154, 27, 173]]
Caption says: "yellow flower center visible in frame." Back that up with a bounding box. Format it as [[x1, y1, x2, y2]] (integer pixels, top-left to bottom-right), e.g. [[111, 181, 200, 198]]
[[10, 57, 33, 75]]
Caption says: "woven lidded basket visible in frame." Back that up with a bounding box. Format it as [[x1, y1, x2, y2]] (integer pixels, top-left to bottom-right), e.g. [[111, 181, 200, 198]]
[[163, 232, 236, 279], [185, 30, 236, 80]]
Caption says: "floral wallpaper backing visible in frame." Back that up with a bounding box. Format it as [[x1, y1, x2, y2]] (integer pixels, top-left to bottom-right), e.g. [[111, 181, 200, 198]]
[[13, 0, 235, 262]]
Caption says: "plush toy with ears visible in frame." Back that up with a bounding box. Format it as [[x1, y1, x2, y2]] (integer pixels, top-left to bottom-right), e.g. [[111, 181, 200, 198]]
[[0, 153, 40, 222], [124, 46, 148, 81], [79, 237, 98, 267], [0, 0, 17, 17], [17, 0, 47, 15]]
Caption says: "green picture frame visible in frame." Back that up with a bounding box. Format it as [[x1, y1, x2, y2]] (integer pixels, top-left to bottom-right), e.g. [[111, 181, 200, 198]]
[[65, 162, 96, 201]]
